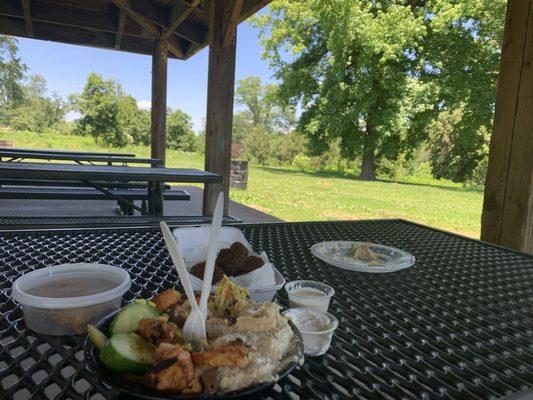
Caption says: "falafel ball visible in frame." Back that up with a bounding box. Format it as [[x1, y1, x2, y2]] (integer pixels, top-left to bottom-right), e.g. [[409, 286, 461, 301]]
[[234, 255, 264, 276], [217, 242, 249, 275], [190, 261, 224, 284]]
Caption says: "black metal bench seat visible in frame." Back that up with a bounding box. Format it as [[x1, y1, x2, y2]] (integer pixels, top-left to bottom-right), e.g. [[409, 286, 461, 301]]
[[0, 187, 190, 215]]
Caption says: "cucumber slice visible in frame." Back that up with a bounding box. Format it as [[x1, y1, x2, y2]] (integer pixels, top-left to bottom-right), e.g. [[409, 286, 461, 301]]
[[110, 302, 161, 335], [99, 333, 155, 374], [87, 324, 107, 350]]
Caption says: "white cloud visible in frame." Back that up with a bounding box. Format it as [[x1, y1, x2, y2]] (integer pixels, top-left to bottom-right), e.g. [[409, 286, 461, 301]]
[[137, 100, 151, 110]]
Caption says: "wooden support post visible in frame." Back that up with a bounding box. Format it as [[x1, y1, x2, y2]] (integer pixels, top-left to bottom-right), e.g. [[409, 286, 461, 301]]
[[150, 36, 168, 215], [481, 0, 533, 254], [203, 0, 237, 216], [151, 36, 168, 165]]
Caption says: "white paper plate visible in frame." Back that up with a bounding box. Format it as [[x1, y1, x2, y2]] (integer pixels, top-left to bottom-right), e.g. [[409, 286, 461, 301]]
[[311, 241, 415, 273]]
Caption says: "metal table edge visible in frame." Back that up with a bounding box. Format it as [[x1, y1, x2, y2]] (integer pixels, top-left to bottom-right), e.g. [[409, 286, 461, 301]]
[[0, 217, 531, 261], [0, 216, 242, 233]]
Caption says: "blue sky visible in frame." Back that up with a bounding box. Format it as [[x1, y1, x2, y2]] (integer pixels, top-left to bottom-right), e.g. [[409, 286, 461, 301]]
[[15, 18, 274, 132]]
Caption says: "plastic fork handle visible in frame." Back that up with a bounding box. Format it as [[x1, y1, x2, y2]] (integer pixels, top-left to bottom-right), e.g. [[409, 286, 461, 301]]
[[160, 221, 200, 313], [199, 192, 224, 318]]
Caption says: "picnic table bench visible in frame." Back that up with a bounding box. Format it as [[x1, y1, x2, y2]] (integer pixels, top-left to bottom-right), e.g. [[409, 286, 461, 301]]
[[0, 187, 190, 215], [0, 219, 531, 399], [0, 162, 221, 216]]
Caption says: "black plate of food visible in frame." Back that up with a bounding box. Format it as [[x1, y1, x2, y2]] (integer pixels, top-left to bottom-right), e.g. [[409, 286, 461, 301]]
[[84, 282, 304, 400]]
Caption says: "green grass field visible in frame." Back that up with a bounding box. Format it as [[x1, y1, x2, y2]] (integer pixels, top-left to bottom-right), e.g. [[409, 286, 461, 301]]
[[1, 130, 484, 237]]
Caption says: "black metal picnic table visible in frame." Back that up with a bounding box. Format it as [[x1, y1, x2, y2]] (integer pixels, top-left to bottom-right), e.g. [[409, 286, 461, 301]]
[[0, 219, 531, 400], [0, 147, 136, 158], [0, 150, 162, 166], [0, 162, 221, 216]]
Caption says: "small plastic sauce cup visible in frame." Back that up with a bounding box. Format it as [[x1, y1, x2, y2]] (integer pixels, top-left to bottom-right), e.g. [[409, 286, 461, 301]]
[[11, 263, 130, 335], [285, 280, 335, 312], [284, 308, 338, 356]]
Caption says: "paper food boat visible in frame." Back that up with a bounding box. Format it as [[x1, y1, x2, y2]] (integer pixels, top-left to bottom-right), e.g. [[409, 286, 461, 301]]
[[173, 226, 285, 302]]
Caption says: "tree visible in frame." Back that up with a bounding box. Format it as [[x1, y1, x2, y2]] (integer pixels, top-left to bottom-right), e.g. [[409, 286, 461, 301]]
[[167, 108, 196, 151], [0, 36, 27, 123], [232, 112, 255, 143], [235, 76, 296, 135], [428, 107, 489, 183], [71, 73, 150, 147], [9, 75, 66, 132], [420, 1, 506, 182], [255, 0, 506, 181]]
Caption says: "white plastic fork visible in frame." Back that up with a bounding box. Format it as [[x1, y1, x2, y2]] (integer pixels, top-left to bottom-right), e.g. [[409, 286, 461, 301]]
[[159, 221, 206, 343], [198, 192, 224, 319]]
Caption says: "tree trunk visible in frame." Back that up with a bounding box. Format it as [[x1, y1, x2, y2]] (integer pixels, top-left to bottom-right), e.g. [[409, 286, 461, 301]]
[[359, 124, 376, 180]]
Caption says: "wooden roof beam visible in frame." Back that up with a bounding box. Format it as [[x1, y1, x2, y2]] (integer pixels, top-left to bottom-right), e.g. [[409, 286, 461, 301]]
[[112, 0, 185, 58], [163, 0, 200, 39], [20, 0, 32, 37], [0, 15, 164, 57], [112, 0, 159, 36], [223, 0, 243, 49], [116, 0, 206, 45], [240, 0, 271, 22], [0, 1, 144, 38], [115, 9, 126, 49]]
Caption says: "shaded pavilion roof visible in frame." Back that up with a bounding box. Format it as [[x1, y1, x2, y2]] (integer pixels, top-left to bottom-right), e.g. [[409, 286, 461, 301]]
[[0, 0, 270, 59]]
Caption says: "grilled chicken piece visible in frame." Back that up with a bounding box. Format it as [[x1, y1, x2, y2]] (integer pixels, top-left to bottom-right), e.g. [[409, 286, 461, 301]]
[[200, 369, 221, 394], [167, 293, 201, 327], [144, 343, 195, 392], [136, 318, 182, 345], [191, 339, 248, 368], [167, 302, 191, 327], [152, 289, 182, 313]]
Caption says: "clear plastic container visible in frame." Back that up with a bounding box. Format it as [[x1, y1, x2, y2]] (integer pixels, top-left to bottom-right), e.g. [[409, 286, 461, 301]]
[[285, 280, 335, 312], [284, 308, 338, 356], [11, 263, 131, 335]]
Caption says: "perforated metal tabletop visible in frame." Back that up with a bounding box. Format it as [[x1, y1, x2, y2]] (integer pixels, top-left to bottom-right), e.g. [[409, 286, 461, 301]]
[[0, 219, 532, 399]]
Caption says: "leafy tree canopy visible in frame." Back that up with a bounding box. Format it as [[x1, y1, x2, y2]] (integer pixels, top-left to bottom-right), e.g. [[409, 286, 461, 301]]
[[234, 76, 296, 136], [70, 73, 150, 147], [9, 74, 67, 132], [0, 36, 27, 123], [254, 0, 506, 180], [167, 108, 196, 151]]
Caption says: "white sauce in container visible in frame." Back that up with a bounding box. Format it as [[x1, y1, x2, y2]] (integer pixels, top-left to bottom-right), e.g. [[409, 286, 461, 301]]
[[285, 280, 334, 312], [284, 308, 338, 356]]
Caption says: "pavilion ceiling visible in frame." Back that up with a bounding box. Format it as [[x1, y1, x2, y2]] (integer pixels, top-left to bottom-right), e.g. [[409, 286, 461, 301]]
[[0, 0, 270, 59]]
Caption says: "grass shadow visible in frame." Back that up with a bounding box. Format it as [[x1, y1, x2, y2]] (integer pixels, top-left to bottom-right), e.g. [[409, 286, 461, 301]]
[[253, 165, 484, 194]]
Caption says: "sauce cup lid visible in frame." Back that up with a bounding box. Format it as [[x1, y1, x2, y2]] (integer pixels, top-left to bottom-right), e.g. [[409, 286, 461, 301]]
[[11, 263, 131, 309]]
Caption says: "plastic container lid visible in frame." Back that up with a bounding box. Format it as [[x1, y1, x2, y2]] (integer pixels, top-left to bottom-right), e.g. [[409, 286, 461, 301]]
[[11, 263, 131, 309]]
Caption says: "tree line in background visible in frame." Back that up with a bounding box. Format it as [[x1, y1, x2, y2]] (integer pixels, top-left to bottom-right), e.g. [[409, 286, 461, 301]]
[[1, 0, 506, 187], [0, 36, 198, 152]]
